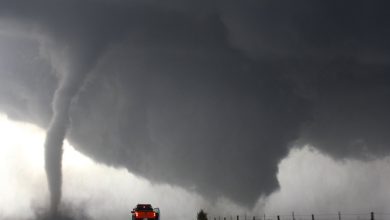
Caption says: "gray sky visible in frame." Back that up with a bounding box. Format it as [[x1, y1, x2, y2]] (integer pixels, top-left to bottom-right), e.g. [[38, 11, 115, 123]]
[[0, 0, 390, 219]]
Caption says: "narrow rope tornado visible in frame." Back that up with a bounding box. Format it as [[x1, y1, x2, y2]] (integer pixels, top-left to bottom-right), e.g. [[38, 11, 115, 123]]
[[41, 16, 118, 217], [44, 72, 87, 217]]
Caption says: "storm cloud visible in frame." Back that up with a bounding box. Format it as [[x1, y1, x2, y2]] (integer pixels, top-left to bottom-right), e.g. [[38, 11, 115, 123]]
[[0, 0, 390, 208]]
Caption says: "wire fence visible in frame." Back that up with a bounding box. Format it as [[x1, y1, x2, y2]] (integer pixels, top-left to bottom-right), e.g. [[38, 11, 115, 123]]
[[212, 212, 390, 220]]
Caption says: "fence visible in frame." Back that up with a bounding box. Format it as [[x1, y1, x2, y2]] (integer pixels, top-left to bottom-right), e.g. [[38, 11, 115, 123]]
[[212, 212, 390, 220]]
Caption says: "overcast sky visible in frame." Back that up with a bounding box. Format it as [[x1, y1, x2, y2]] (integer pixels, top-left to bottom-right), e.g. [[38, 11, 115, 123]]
[[0, 0, 390, 219]]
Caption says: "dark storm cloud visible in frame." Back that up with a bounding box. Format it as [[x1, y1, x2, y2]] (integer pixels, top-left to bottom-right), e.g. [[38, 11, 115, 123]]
[[216, 0, 390, 158], [0, 0, 390, 208]]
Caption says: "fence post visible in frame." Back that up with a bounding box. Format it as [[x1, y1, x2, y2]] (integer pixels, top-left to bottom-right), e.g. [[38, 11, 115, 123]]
[[224, 217, 226, 220], [253, 216, 255, 220], [338, 212, 341, 220], [371, 212, 374, 220], [237, 215, 239, 220], [264, 214, 266, 220], [277, 215, 280, 220], [292, 212, 295, 220], [312, 214, 314, 220]]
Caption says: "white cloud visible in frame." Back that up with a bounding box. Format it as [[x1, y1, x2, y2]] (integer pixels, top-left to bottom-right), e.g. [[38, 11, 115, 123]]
[[254, 146, 390, 218]]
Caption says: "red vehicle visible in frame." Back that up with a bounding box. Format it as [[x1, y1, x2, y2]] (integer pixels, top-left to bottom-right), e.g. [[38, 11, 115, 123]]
[[131, 204, 158, 220]]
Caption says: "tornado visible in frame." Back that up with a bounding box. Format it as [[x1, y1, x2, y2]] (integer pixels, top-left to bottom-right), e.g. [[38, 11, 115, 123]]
[[44, 71, 89, 217]]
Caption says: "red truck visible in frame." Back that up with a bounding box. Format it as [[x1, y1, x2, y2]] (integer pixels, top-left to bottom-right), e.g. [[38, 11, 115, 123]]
[[131, 204, 159, 220]]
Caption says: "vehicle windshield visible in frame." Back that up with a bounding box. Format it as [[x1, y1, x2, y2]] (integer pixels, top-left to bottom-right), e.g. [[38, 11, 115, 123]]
[[136, 204, 153, 211]]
